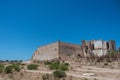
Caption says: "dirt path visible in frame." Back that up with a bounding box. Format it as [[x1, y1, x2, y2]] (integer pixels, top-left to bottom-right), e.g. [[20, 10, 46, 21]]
[[74, 66, 120, 73], [26, 70, 53, 74], [67, 73, 119, 80]]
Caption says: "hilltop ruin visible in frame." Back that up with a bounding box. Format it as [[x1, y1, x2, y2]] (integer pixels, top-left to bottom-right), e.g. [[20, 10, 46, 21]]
[[32, 40, 116, 61]]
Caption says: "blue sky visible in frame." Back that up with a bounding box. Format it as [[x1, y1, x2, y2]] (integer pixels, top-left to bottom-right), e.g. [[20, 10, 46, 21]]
[[0, 0, 120, 60]]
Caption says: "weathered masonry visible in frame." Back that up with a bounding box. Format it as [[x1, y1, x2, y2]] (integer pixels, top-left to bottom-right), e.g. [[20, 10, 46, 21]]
[[32, 41, 82, 61], [82, 40, 116, 57], [32, 40, 116, 61]]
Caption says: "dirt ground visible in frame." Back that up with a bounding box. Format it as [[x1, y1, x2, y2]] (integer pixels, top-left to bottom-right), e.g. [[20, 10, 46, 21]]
[[0, 61, 120, 80]]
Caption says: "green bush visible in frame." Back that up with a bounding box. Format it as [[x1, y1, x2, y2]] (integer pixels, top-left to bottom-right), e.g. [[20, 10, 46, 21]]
[[64, 63, 69, 66], [13, 65, 20, 72], [4, 63, 21, 74], [44, 61, 52, 65], [49, 61, 60, 70], [59, 64, 69, 71], [12, 63, 20, 72], [48, 61, 69, 71], [0, 64, 4, 73], [27, 64, 38, 70], [53, 70, 66, 78], [107, 50, 118, 58], [5, 66, 13, 73], [104, 62, 108, 66], [42, 74, 49, 80]]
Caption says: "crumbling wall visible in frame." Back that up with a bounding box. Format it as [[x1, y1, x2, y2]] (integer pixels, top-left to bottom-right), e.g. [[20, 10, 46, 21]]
[[59, 42, 82, 60], [32, 41, 83, 61], [82, 40, 116, 57], [32, 42, 59, 61], [32, 40, 116, 61], [108, 40, 116, 50]]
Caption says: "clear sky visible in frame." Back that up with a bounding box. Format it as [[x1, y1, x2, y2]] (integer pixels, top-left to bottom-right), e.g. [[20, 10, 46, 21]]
[[0, 0, 120, 60]]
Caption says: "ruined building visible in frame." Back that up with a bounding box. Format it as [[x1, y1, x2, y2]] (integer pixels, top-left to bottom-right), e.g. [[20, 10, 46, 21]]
[[82, 40, 116, 57], [32, 40, 116, 61], [32, 41, 82, 61]]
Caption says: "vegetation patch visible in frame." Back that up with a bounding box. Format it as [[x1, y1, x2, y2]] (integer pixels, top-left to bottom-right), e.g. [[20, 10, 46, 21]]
[[44, 61, 52, 65], [5, 63, 21, 74], [59, 63, 69, 71], [5, 66, 13, 74], [45, 61, 69, 71], [42, 74, 50, 80], [27, 64, 38, 70], [0, 64, 4, 73], [49, 61, 60, 70], [53, 70, 66, 78], [104, 62, 108, 66]]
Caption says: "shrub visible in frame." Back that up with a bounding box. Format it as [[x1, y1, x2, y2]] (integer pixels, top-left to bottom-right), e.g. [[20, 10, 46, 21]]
[[4, 63, 21, 74], [48, 61, 69, 71], [64, 63, 69, 66], [5, 66, 13, 74], [49, 61, 60, 70], [104, 62, 108, 66], [42, 74, 49, 80], [53, 70, 66, 78], [44, 61, 52, 65], [0, 64, 4, 73], [27, 64, 38, 70], [85, 78, 88, 80], [12, 63, 20, 72], [59, 64, 69, 71], [14, 65, 20, 72], [107, 50, 118, 58]]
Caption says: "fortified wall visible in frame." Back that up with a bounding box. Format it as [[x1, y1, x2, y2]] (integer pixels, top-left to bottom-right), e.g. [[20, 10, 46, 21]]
[[32, 42, 59, 61], [32, 40, 116, 61], [32, 41, 82, 61]]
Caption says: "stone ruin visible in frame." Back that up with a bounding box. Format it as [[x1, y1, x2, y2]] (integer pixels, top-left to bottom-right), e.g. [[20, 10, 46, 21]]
[[32, 40, 116, 61], [82, 40, 116, 57]]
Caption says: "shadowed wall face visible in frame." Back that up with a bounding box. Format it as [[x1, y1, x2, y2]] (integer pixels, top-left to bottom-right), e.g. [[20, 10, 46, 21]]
[[59, 42, 82, 60]]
